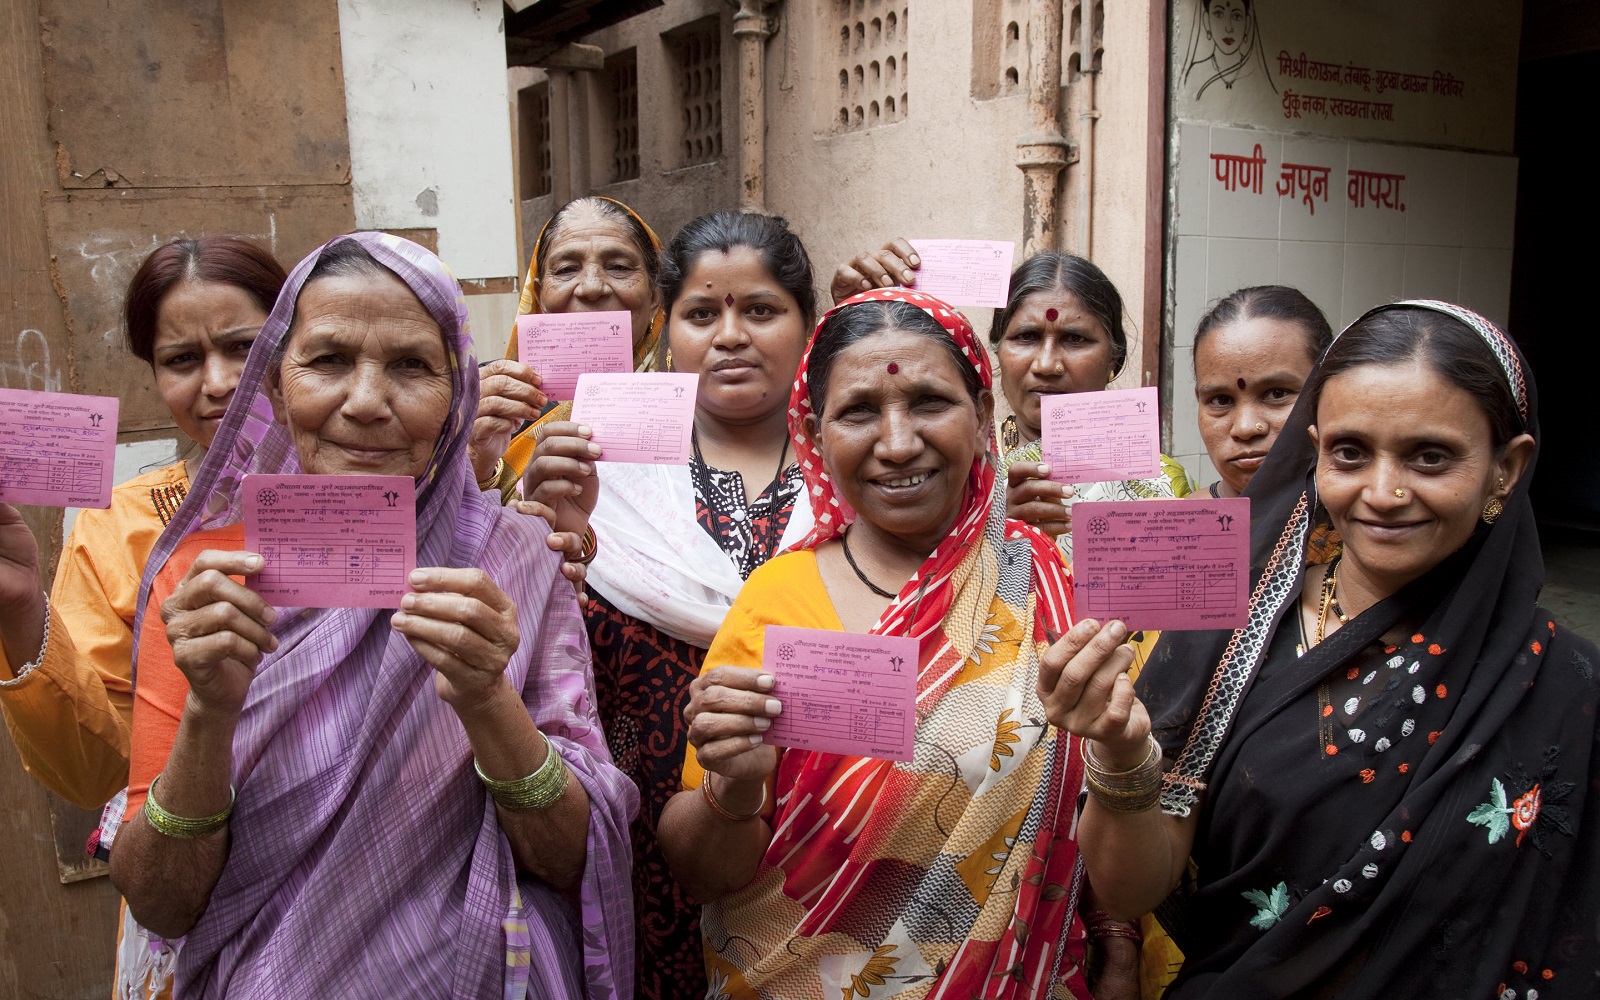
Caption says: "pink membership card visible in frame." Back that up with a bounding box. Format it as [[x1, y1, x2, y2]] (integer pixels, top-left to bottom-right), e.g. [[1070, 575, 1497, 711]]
[[243, 474, 416, 609], [515, 309, 633, 400], [762, 625, 919, 761], [570, 372, 699, 464], [906, 239, 1017, 309], [1071, 498, 1251, 631], [1041, 386, 1161, 483], [0, 387, 118, 509]]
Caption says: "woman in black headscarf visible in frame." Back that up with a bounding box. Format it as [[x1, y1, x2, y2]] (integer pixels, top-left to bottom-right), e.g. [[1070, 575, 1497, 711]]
[[1037, 300, 1600, 997]]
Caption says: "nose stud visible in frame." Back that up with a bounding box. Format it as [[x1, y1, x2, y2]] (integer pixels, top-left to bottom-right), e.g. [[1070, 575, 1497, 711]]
[[1052, 361, 1066, 375], [1393, 488, 1406, 499], [1254, 422, 1267, 434]]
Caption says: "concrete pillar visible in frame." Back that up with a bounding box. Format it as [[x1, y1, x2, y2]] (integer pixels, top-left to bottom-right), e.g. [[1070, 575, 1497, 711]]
[[733, 0, 776, 210], [536, 44, 605, 205], [1015, 0, 1072, 257], [548, 69, 574, 204]]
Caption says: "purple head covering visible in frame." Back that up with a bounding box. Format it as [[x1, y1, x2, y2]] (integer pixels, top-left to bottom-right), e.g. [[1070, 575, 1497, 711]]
[[130, 232, 637, 999]]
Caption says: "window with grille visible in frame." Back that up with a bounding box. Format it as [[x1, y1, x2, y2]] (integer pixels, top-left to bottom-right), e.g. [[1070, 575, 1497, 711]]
[[831, 0, 908, 131], [604, 49, 640, 182], [667, 18, 722, 167]]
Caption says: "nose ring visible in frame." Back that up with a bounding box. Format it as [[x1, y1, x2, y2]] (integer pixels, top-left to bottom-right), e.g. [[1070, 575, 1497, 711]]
[[1393, 488, 1406, 499]]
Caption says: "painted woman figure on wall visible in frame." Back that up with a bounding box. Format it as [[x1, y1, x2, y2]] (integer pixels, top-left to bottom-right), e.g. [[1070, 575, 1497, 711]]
[[1183, 0, 1277, 99]]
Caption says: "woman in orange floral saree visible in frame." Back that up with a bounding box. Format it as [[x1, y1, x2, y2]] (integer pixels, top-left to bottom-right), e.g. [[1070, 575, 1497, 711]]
[[659, 287, 1093, 1000]]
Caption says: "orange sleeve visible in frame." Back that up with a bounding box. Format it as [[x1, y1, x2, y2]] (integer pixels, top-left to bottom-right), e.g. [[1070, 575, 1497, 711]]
[[0, 598, 128, 808], [126, 526, 244, 818], [0, 495, 155, 807]]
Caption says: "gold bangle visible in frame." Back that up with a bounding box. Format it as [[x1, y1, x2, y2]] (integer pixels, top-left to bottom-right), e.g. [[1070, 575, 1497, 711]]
[[475, 732, 570, 812], [143, 773, 234, 839], [701, 775, 766, 822], [1084, 735, 1163, 813], [571, 526, 598, 566], [477, 457, 508, 492]]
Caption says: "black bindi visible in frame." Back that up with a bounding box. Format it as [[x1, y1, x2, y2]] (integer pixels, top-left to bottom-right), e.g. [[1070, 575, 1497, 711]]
[[1236, 378, 1247, 390]]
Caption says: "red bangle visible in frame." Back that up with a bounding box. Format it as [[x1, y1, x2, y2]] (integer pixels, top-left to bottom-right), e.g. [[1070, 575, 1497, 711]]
[[572, 526, 598, 566], [1085, 909, 1143, 945]]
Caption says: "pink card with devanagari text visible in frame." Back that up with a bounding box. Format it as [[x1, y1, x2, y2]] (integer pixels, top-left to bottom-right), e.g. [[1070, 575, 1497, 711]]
[[0, 387, 118, 509], [515, 310, 633, 401], [244, 474, 415, 608], [1071, 498, 1251, 631], [570, 372, 699, 465], [762, 625, 919, 761], [906, 239, 1016, 308], [1041, 386, 1161, 483]]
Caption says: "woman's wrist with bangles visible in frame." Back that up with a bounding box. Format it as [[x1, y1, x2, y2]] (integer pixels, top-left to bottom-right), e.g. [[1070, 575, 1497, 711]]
[[701, 773, 766, 822], [474, 730, 570, 812], [1084, 734, 1163, 813], [144, 773, 235, 839]]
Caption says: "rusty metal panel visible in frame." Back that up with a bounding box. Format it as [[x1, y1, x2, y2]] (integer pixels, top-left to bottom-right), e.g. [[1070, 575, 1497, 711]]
[[42, 185, 356, 433], [39, 0, 352, 188]]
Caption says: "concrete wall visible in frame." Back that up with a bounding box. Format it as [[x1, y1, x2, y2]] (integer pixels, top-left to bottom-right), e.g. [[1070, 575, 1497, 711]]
[[1163, 0, 1523, 489]]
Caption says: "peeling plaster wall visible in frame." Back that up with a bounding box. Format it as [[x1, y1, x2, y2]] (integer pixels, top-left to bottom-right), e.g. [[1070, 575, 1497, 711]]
[[338, 0, 519, 281]]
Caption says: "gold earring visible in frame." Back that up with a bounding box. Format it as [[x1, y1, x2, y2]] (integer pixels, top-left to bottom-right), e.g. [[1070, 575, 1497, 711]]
[[1482, 497, 1504, 524], [665, 347, 674, 371]]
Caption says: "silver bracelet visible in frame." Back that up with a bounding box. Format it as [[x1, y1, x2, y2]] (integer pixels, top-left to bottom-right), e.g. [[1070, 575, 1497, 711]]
[[1, 594, 49, 687]]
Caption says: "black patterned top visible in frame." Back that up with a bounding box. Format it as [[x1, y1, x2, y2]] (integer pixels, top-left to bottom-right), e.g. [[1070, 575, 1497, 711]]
[[689, 453, 804, 580]]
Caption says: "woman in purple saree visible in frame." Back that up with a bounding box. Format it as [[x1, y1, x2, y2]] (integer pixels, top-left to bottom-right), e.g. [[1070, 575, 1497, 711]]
[[110, 232, 636, 999]]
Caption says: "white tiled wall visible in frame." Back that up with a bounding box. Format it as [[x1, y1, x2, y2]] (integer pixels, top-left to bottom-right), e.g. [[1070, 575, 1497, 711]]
[[1166, 123, 1518, 490]]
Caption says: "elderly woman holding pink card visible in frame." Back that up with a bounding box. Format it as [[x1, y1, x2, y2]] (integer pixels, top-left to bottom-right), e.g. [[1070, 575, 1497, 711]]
[[109, 233, 636, 999], [468, 196, 667, 499], [655, 287, 1100, 1000]]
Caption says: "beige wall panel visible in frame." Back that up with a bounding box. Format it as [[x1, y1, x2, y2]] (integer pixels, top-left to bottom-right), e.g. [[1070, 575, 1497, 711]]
[[39, 0, 351, 187], [42, 186, 356, 433]]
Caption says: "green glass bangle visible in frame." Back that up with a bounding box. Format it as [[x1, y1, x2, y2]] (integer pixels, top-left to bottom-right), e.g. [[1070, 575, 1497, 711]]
[[475, 732, 569, 813], [143, 773, 234, 839]]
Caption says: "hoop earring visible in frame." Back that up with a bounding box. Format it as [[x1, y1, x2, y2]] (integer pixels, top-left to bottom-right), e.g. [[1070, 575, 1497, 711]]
[[1482, 497, 1504, 524]]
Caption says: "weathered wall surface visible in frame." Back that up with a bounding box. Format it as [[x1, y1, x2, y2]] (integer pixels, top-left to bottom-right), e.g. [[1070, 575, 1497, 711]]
[[337, 0, 521, 363], [338, 0, 520, 281], [1164, 0, 1522, 488]]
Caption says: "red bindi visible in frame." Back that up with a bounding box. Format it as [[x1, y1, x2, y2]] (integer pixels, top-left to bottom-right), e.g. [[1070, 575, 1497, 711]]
[[724, 294, 735, 306], [1045, 308, 1059, 322], [1236, 378, 1247, 390], [887, 362, 899, 374]]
